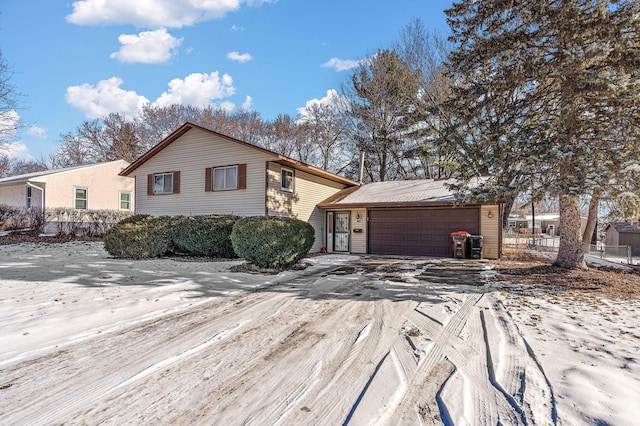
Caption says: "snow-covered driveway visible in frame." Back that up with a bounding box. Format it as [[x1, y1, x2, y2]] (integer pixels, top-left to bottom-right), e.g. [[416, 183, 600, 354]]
[[1, 242, 638, 425]]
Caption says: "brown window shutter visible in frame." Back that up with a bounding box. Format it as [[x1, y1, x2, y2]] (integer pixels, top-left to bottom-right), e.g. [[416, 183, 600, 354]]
[[173, 171, 180, 194], [205, 167, 213, 192], [238, 163, 247, 190], [147, 174, 153, 196]]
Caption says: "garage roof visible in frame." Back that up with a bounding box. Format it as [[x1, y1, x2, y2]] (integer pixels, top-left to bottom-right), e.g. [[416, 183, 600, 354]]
[[318, 178, 485, 208], [605, 222, 640, 233]]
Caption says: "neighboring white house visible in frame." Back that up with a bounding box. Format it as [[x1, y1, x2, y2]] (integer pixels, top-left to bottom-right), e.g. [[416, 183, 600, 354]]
[[0, 160, 135, 212], [523, 213, 588, 236]]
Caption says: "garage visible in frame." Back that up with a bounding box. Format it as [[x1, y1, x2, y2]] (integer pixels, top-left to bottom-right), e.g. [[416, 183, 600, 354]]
[[368, 208, 480, 257], [318, 179, 502, 259]]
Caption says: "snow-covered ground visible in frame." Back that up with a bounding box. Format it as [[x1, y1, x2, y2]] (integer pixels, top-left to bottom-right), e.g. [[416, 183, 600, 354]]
[[0, 242, 638, 425]]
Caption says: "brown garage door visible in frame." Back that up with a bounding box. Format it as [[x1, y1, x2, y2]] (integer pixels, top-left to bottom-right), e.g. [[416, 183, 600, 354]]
[[368, 208, 479, 257]]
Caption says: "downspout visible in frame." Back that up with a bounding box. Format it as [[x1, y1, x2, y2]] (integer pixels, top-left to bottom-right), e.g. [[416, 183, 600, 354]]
[[26, 182, 44, 211]]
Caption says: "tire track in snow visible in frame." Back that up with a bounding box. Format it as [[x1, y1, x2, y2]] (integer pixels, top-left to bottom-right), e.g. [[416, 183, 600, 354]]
[[1, 291, 292, 425], [487, 298, 557, 425], [392, 293, 484, 423], [277, 300, 389, 424], [410, 300, 500, 424], [194, 299, 362, 425]]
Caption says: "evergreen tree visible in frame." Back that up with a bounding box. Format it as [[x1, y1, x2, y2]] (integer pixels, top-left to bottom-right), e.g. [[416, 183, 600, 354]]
[[445, 0, 640, 269]]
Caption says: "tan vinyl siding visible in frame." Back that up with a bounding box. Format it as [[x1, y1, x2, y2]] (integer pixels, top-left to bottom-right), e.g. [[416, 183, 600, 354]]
[[133, 128, 274, 216], [36, 161, 133, 210], [350, 209, 367, 254], [480, 205, 500, 259], [267, 162, 347, 252]]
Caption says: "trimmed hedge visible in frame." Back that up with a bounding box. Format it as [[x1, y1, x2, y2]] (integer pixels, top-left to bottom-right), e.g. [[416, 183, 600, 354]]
[[171, 215, 240, 257], [231, 216, 315, 268], [104, 215, 177, 259], [116, 214, 152, 226]]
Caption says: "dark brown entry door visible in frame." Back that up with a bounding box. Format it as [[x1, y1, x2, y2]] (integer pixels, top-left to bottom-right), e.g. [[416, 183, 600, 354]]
[[368, 208, 479, 257], [334, 212, 350, 252]]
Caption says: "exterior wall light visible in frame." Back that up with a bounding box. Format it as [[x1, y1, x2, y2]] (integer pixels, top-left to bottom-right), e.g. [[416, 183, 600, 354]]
[[487, 210, 493, 218]]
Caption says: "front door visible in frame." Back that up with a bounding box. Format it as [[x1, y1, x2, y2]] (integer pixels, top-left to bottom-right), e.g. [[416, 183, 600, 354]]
[[334, 212, 350, 252]]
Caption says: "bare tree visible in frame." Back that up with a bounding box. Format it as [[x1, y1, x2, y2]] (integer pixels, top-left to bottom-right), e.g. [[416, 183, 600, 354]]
[[0, 50, 22, 145], [297, 90, 350, 172], [259, 114, 307, 161], [103, 113, 142, 162]]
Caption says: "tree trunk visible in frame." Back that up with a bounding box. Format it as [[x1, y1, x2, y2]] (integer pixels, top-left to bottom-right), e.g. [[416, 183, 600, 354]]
[[581, 192, 599, 255], [555, 195, 587, 269], [501, 193, 516, 229]]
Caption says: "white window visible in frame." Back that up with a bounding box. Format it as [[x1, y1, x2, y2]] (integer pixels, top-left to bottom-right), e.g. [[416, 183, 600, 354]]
[[281, 168, 293, 192], [119, 191, 131, 210], [74, 187, 88, 210], [153, 173, 173, 194], [26, 186, 32, 208], [214, 165, 238, 191]]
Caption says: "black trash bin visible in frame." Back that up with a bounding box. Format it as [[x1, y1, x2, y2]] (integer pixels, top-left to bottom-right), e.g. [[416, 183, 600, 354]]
[[451, 231, 470, 258], [467, 235, 483, 259]]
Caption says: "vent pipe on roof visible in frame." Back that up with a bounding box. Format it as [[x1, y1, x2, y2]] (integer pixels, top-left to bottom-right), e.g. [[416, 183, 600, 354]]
[[358, 151, 365, 183]]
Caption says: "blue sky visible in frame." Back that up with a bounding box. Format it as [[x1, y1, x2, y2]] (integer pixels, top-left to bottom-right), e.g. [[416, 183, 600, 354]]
[[1, 0, 453, 162]]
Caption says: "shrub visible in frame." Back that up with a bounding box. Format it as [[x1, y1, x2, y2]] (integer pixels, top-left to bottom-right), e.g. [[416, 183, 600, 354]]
[[231, 216, 315, 269], [171, 215, 240, 257], [45, 208, 133, 236], [116, 214, 152, 226], [0, 204, 24, 230], [0, 204, 21, 230], [104, 216, 176, 259]]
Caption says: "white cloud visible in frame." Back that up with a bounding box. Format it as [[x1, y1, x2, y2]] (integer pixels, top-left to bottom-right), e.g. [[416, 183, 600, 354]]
[[67, 0, 275, 28], [155, 72, 236, 108], [297, 89, 348, 120], [219, 101, 236, 111], [230, 24, 246, 32], [110, 28, 183, 64], [27, 126, 47, 139], [65, 77, 150, 119], [321, 57, 361, 72], [0, 110, 20, 138], [66, 72, 243, 119], [241, 95, 252, 110], [227, 51, 253, 63], [0, 141, 32, 161]]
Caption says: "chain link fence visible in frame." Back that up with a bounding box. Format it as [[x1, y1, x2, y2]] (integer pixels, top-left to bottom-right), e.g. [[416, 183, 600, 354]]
[[503, 231, 638, 265]]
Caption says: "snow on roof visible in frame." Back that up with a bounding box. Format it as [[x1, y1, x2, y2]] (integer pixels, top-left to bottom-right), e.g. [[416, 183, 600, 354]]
[[525, 214, 560, 221], [321, 179, 462, 206], [607, 222, 640, 233], [0, 160, 127, 186]]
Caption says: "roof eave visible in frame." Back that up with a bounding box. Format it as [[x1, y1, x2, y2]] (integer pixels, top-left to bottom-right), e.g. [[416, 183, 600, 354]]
[[119, 122, 359, 187], [318, 201, 497, 209]]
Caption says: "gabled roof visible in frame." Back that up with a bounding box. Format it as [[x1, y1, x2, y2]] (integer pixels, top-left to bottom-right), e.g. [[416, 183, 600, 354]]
[[0, 160, 129, 187], [119, 122, 359, 187], [605, 222, 640, 233], [318, 178, 492, 208]]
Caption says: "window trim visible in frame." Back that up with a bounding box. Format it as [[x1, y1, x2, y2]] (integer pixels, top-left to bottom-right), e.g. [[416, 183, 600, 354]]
[[119, 191, 132, 211], [74, 186, 88, 210], [26, 186, 32, 208], [152, 172, 174, 195], [213, 165, 239, 191], [280, 167, 294, 192]]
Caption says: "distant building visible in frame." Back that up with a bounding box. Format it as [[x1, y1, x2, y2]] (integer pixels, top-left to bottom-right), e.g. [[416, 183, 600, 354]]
[[604, 222, 640, 256]]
